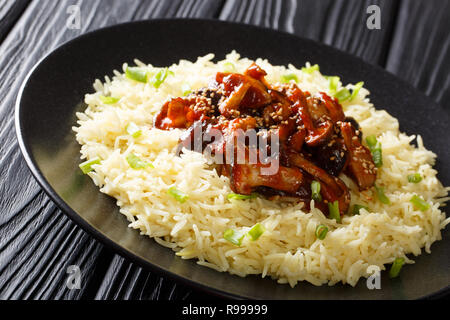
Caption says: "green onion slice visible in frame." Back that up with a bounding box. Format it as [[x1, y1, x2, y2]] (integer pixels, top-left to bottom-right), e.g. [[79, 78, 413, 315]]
[[389, 257, 405, 278], [79, 157, 101, 174], [328, 76, 340, 94], [350, 81, 364, 100], [407, 173, 422, 183], [149, 68, 171, 88], [334, 88, 351, 103], [125, 67, 148, 83], [365, 135, 383, 167], [227, 193, 258, 200], [181, 83, 191, 96], [371, 149, 383, 168], [126, 122, 142, 138], [352, 204, 369, 215], [223, 62, 236, 72], [410, 195, 430, 211], [167, 187, 189, 203], [99, 95, 120, 104], [248, 223, 265, 241], [328, 200, 341, 223], [365, 135, 377, 148], [315, 224, 328, 240], [126, 153, 153, 170], [301, 64, 319, 74], [281, 73, 298, 83], [311, 180, 322, 202], [374, 185, 390, 205], [223, 229, 245, 246]]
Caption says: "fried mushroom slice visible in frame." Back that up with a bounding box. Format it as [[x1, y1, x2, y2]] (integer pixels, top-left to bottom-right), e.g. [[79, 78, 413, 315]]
[[229, 162, 305, 195], [340, 122, 377, 190], [286, 150, 350, 215]]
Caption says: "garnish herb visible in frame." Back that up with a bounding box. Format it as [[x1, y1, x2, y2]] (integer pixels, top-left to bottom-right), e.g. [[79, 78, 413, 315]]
[[126, 153, 153, 169], [223, 62, 236, 72], [407, 173, 422, 183], [350, 81, 364, 101], [328, 200, 341, 223], [315, 224, 328, 240], [334, 88, 351, 103], [126, 122, 142, 138], [248, 223, 265, 241], [227, 193, 258, 200], [311, 180, 322, 202], [410, 195, 430, 211], [328, 76, 340, 94], [150, 68, 171, 88], [181, 83, 191, 96], [389, 257, 405, 278], [126, 67, 148, 83], [99, 95, 120, 104], [281, 73, 298, 83], [79, 157, 101, 174], [365, 135, 383, 167], [301, 64, 319, 74], [374, 185, 390, 205], [223, 229, 245, 246], [352, 204, 369, 215], [167, 187, 189, 203]]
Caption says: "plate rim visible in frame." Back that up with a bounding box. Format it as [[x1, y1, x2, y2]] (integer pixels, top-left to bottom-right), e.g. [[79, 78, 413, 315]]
[[14, 17, 449, 300]]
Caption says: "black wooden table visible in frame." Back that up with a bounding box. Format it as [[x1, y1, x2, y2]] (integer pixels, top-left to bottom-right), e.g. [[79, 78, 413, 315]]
[[0, 0, 449, 300]]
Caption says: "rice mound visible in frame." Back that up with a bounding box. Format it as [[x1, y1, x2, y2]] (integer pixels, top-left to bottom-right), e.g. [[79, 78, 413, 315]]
[[74, 51, 449, 287]]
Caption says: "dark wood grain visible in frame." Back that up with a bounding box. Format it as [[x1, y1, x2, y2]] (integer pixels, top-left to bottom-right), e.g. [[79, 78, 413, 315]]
[[0, 0, 222, 301], [385, 0, 450, 108], [219, 0, 399, 66], [0, 0, 448, 300], [0, 0, 30, 44]]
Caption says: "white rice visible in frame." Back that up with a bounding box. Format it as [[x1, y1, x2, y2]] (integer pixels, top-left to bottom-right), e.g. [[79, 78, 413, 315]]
[[73, 51, 449, 287]]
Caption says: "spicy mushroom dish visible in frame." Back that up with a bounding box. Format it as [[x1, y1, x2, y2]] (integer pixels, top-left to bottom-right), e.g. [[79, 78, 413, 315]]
[[74, 52, 449, 287]]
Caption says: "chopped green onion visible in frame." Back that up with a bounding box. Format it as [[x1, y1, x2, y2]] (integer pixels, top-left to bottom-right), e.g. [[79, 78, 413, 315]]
[[126, 122, 142, 138], [301, 64, 319, 74], [334, 88, 351, 103], [281, 73, 298, 83], [79, 157, 101, 174], [328, 200, 341, 223], [374, 185, 390, 205], [126, 153, 153, 170], [407, 173, 422, 183], [223, 229, 245, 246], [181, 83, 191, 96], [227, 193, 258, 200], [99, 95, 120, 104], [365, 135, 378, 148], [328, 76, 340, 94], [126, 67, 148, 83], [352, 204, 369, 215], [223, 62, 236, 72], [410, 195, 430, 211], [365, 135, 383, 167], [311, 180, 322, 202], [350, 81, 364, 101], [149, 68, 170, 88], [371, 149, 383, 167], [315, 224, 328, 240], [248, 223, 265, 241], [167, 187, 189, 203], [389, 257, 405, 278]]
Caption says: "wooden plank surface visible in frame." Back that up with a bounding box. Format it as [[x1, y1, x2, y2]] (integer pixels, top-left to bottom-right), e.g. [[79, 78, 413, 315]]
[[0, 0, 448, 300]]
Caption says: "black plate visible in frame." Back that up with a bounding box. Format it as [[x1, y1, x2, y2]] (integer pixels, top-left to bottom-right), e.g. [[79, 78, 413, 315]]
[[15, 19, 449, 299]]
